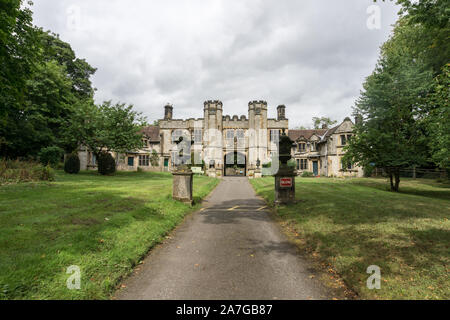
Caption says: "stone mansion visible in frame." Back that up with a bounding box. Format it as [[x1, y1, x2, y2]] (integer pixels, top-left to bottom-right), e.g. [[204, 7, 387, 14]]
[[79, 100, 363, 178]]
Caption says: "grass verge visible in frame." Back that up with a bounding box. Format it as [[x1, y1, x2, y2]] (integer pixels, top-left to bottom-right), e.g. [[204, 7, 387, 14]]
[[250, 177, 450, 300], [0, 171, 219, 299]]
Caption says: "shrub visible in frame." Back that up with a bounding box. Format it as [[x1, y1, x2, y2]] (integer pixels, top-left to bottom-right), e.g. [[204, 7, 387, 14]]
[[97, 152, 116, 175], [287, 159, 296, 168], [301, 171, 314, 177], [38, 146, 63, 167], [264, 159, 296, 168], [262, 161, 272, 168], [40, 165, 55, 181], [64, 154, 80, 174], [0, 160, 54, 183], [363, 165, 375, 177], [150, 150, 160, 167], [55, 162, 64, 170]]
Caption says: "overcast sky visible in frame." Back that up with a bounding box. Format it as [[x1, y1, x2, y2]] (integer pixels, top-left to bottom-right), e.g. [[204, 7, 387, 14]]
[[31, 0, 400, 128]]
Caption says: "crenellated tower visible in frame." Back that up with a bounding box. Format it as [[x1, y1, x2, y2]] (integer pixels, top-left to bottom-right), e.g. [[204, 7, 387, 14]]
[[248, 100, 269, 169], [203, 100, 223, 168]]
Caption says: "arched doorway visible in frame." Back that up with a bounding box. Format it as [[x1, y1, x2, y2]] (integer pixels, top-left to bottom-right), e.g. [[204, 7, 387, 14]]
[[224, 152, 246, 176]]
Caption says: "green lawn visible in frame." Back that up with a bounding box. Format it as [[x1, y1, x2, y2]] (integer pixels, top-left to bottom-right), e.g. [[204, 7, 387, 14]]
[[250, 177, 450, 300], [0, 171, 218, 300]]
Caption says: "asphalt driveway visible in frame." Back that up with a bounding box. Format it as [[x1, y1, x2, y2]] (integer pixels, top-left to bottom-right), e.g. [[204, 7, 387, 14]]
[[116, 177, 330, 300]]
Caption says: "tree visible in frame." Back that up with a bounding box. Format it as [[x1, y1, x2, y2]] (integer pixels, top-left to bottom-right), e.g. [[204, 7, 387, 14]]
[[38, 146, 63, 167], [387, 0, 449, 74], [312, 117, 337, 129], [378, 0, 450, 170], [62, 99, 101, 155], [426, 64, 450, 169], [0, 4, 97, 159], [293, 117, 337, 130], [39, 31, 97, 99], [344, 18, 433, 192], [26, 61, 78, 153], [0, 0, 42, 157], [150, 149, 160, 167], [64, 101, 147, 172], [99, 101, 147, 154]]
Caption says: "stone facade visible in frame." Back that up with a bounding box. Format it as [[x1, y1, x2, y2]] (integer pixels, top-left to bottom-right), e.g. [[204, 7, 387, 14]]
[[78, 101, 362, 178], [149, 100, 289, 177], [289, 117, 363, 177]]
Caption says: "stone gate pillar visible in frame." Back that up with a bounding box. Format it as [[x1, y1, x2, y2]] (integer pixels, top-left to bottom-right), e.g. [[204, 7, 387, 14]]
[[273, 130, 296, 205], [274, 167, 295, 204], [172, 171, 194, 205]]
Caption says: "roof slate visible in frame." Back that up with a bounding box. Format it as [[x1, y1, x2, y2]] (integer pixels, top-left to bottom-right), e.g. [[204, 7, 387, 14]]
[[141, 126, 160, 142], [288, 129, 327, 141]]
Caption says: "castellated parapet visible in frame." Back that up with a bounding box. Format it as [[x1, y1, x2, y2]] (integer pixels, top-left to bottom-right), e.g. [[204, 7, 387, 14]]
[[223, 114, 249, 129], [156, 100, 289, 176], [204, 100, 223, 109], [248, 100, 268, 110]]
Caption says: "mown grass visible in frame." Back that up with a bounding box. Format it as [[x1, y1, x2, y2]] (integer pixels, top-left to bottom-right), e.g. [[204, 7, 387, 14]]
[[250, 177, 450, 300], [0, 171, 219, 300]]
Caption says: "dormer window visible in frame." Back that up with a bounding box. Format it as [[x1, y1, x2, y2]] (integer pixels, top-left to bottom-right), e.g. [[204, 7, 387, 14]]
[[298, 143, 306, 152]]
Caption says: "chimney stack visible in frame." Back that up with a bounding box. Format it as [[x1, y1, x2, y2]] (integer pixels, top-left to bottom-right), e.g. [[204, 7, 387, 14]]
[[277, 105, 286, 120], [164, 103, 173, 120]]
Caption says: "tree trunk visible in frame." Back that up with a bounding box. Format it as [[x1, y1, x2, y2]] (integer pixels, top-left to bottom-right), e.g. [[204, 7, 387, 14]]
[[394, 169, 400, 192], [389, 170, 394, 191], [386, 167, 400, 192]]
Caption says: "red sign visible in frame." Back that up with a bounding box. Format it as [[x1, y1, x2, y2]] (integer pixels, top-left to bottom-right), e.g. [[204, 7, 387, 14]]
[[280, 177, 292, 187]]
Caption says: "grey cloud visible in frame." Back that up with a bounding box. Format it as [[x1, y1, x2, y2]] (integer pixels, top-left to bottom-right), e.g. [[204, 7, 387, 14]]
[[31, 0, 400, 128]]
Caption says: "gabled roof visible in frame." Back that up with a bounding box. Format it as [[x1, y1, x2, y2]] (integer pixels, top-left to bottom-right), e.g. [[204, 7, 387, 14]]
[[319, 118, 354, 142], [141, 126, 160, 142], [288, 129, 327, 141], [321, 125, 339, 139]]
